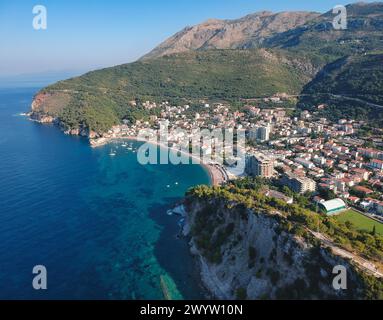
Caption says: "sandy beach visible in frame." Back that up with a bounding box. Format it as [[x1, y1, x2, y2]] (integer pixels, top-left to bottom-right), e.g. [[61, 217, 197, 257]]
[[204, 164, 226, 186], [93, 136, 226, 186]]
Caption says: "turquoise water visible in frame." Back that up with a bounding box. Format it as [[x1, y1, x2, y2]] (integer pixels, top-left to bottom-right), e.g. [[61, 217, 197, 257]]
[[0, 87, 210, 299]]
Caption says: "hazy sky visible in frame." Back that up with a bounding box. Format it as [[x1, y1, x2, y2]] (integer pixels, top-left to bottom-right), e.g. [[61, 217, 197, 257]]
[[0, 0, 378, 76]]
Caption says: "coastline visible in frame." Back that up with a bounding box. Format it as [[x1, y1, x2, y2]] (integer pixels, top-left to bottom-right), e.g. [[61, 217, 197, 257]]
[[28, 111, 227, 187], [95, 135, 226, 187], [8, 90, 211, 299]]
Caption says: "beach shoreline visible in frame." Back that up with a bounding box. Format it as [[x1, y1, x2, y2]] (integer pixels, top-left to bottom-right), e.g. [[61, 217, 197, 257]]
[[94, 136, 226, 186]]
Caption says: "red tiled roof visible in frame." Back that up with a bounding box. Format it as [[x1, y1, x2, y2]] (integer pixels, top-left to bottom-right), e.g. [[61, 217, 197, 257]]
[[354, 186, 374, 194]]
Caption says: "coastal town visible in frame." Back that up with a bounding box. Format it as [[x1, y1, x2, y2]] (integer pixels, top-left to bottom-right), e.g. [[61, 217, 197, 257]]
[[88, 95, 383, 228], [4, 0, 383, 303]]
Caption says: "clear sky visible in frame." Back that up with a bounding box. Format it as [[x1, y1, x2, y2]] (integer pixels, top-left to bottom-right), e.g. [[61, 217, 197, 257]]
[[0, 0, 378, 76]]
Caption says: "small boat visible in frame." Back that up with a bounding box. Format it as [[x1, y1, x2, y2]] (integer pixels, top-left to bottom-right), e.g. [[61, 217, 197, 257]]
[[109, 150, 117, 156]]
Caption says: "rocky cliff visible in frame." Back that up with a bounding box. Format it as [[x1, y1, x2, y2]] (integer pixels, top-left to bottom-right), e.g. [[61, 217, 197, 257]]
[[30, 92, 100, 139], [141, 11, 319, 60], [143, 2, 383, 61], [181, 196, 381, 300]]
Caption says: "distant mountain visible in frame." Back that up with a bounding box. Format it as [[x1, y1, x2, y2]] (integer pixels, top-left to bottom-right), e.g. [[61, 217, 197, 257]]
[[141, 11, 320, 60]]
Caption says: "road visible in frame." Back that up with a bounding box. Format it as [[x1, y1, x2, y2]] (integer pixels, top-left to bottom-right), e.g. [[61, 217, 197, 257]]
[[310, 230, 383, 278], [242, 93, 383, 110], [328, 94, 383, 110]]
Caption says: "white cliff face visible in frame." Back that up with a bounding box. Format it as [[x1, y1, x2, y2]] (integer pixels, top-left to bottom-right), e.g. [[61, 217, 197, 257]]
[[183, 198, 369, 300]]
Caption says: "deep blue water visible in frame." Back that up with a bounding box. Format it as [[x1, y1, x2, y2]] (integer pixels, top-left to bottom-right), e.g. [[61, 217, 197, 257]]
[[0, 87, 210, 300]]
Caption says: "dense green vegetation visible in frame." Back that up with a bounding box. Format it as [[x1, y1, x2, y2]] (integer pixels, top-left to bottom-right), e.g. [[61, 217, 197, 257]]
[[36, 49, 315, 133], [48, 50, 313, 100], [303, 54, 383, 104], [299, 94, 383, 125], [298, 53, 383, 125]]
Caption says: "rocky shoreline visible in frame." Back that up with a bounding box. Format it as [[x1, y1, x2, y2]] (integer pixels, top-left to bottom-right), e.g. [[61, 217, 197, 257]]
[[29, 111, 226, 186], [29, 111, 101, 139]]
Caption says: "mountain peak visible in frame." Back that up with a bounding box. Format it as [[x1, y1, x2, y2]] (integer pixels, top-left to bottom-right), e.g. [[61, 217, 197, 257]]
[[346, 1, 383, 14], [201, 18, 223, 25], [140, 10, 320, 60]]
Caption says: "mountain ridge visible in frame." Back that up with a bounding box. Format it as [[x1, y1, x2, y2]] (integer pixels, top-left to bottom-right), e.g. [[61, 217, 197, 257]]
[[142, 2, 383, 61], [141, 11, 320, 60]]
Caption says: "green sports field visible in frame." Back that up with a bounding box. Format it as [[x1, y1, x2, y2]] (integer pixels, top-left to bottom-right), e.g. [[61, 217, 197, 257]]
[[335, 209, 383, 236]]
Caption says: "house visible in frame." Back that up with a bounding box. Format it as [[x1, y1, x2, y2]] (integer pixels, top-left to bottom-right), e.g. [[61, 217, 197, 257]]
[[313, 196, 325, 204], [360, 200, 372, 210], [371, 159, 383, 171], [353, 186, 374, 196], [294, 158, 315, 169], [373, 201, 383, 215], [358, 148, 383, 160], [264, 190, 294, 204], [351, 168, 370, 181], [365, 198, 383, 215], [348, 196, 360, 204]]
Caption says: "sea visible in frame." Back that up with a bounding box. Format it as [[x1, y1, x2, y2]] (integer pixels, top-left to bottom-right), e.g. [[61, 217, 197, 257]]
[[0, 87, 211, 300]]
